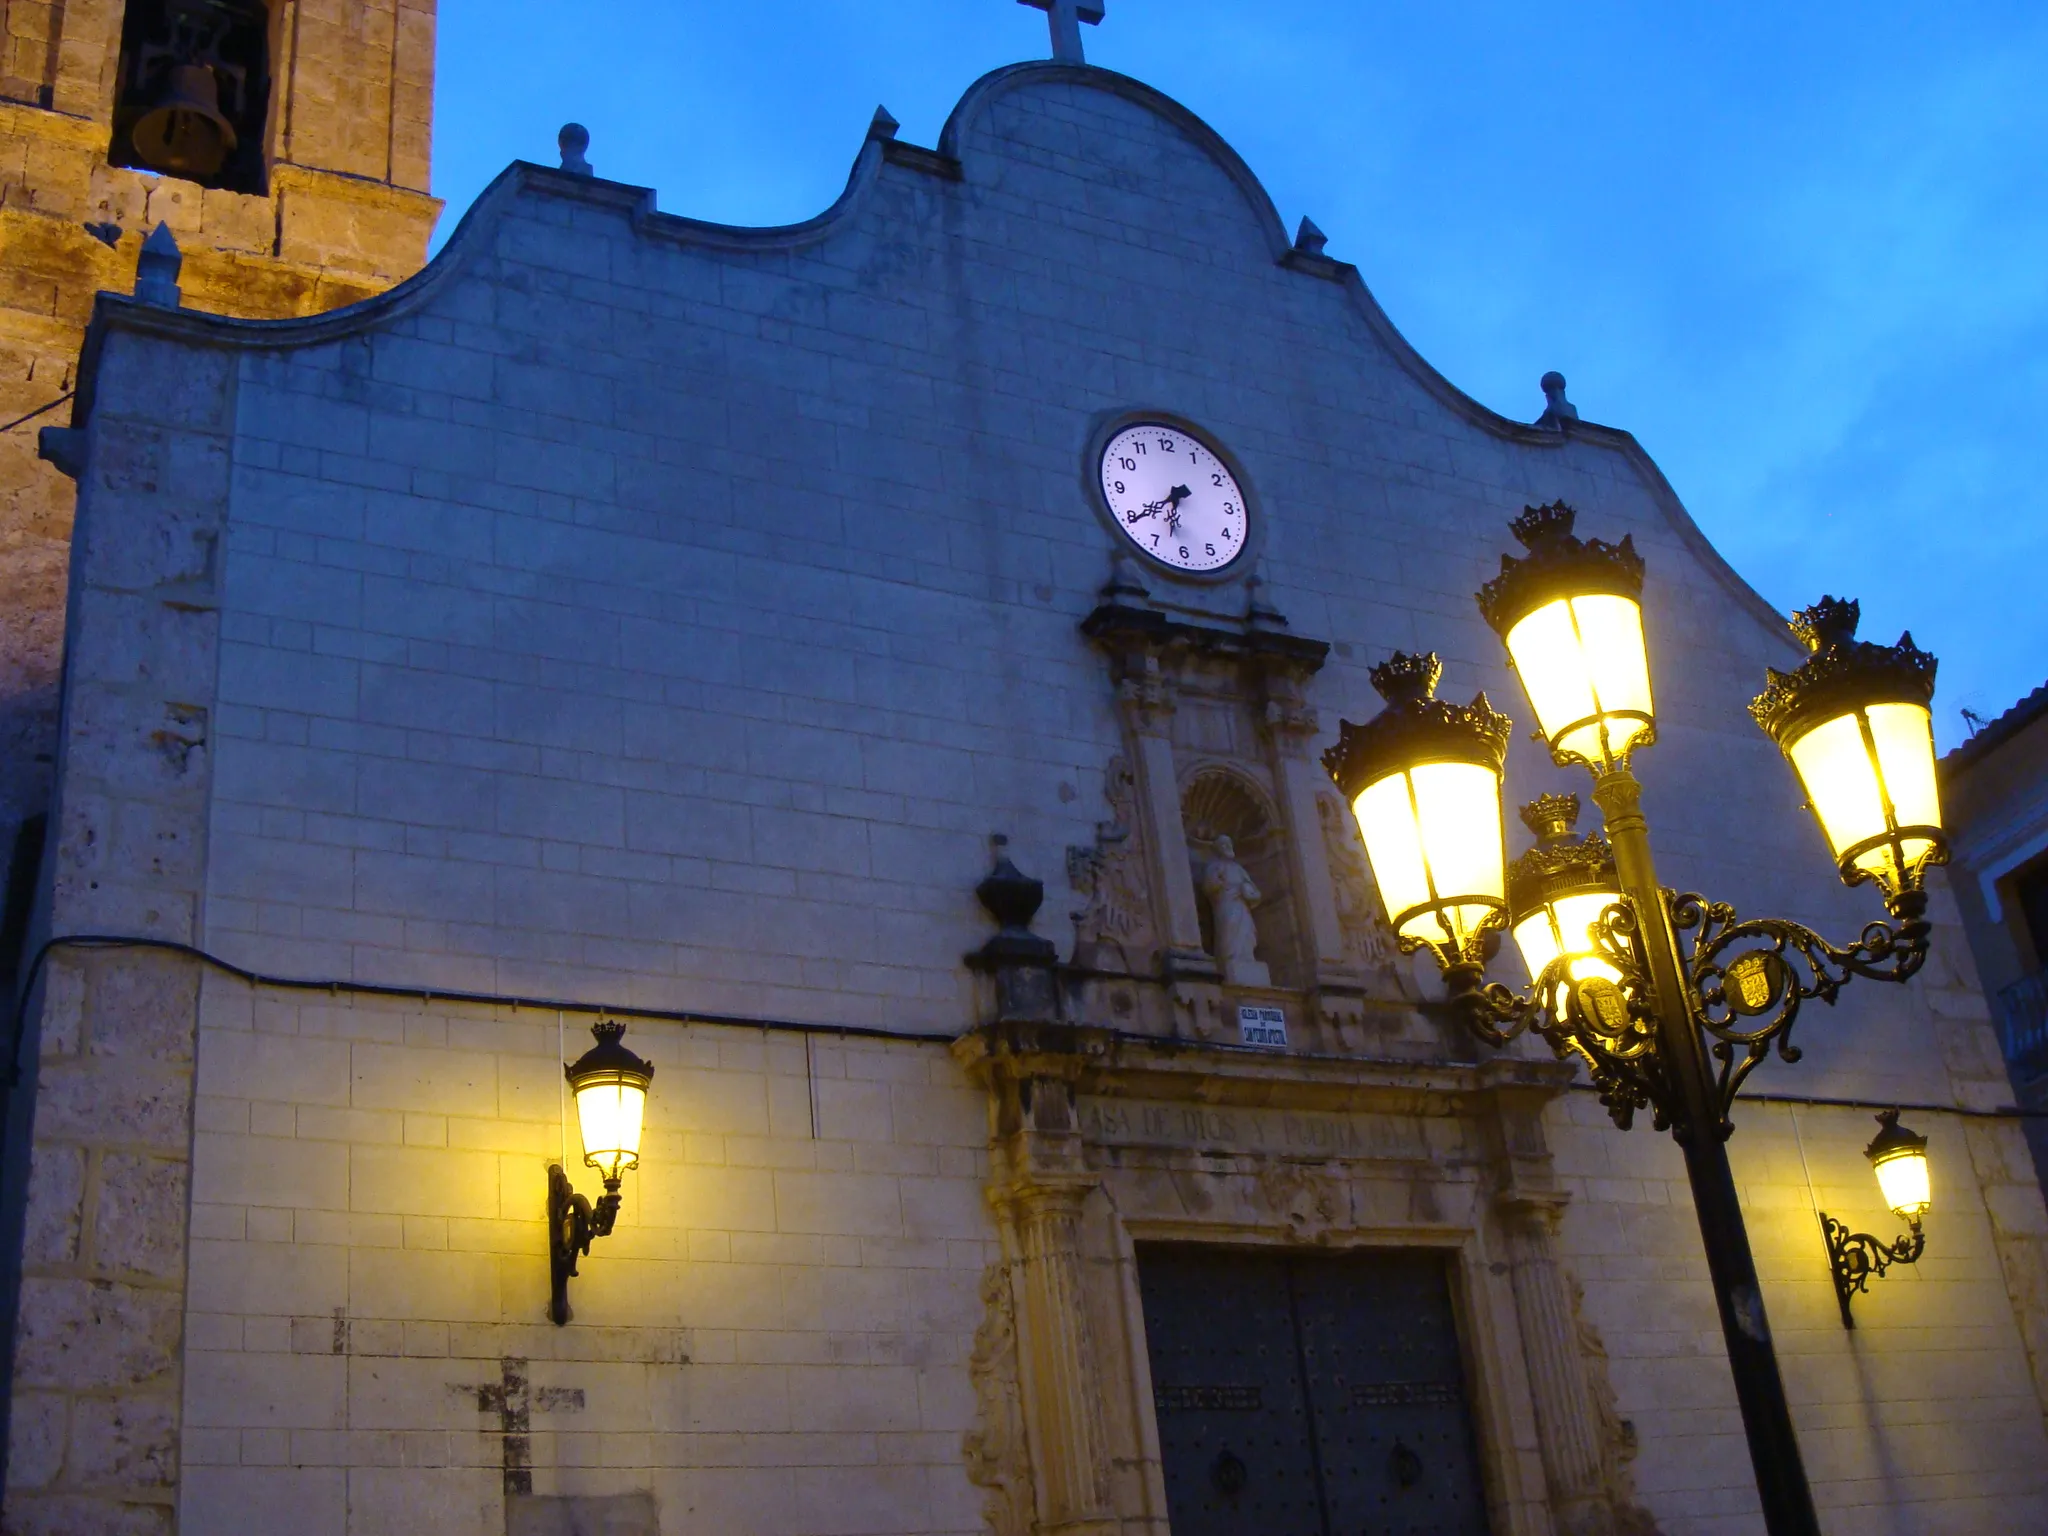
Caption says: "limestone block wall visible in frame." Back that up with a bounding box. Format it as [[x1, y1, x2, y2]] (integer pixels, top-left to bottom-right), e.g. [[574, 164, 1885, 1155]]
[[176, 988, 991, 1536], [0, 0, 440, 888]]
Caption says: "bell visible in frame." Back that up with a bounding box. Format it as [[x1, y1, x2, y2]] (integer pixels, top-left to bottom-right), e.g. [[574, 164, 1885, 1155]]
[[131, 62, 237, 179]]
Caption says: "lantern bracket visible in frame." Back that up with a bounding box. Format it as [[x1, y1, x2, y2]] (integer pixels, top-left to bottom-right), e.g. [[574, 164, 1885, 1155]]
[[1818, 1211, 1925, 1329], [1672, 890, 1931, 1133], [547, 1161, 622, 1327], [1441, 917, 1667, 1133], [1442, 883, 1933, 1140]]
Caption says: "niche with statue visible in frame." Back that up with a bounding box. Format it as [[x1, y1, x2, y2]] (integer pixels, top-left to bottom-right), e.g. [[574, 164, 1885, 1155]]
[[1182, 769, 1304, 991]]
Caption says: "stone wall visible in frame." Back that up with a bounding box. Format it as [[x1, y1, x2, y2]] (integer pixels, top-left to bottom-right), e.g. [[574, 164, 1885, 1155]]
[[16, 60, 2048, 1535], [171, 992, 990, 1535], [0, 0, 440, 898], [4, 324, 233, 1533]]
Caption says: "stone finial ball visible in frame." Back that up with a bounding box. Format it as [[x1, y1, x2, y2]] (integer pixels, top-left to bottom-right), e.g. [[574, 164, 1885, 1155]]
[[1540, 370, 1567, 393], [559, 123, 590, 155]]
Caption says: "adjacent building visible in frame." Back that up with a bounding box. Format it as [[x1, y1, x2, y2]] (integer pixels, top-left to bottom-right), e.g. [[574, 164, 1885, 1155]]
[[1942, 684, 2048, 1186]]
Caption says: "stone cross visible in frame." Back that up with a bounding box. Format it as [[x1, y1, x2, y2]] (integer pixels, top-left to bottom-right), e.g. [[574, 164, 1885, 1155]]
[[1019, 0, 1105, 64]]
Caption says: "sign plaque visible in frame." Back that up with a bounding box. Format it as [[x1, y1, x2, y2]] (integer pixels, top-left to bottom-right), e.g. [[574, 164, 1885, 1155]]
[[1238, 1004, 1288, 1048]]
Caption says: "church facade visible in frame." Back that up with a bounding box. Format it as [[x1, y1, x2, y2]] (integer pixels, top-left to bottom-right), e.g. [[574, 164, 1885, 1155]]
[[4, 28, 2048, 1536]]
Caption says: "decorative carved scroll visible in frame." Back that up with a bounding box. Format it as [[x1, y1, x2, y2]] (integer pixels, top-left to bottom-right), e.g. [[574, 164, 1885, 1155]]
[[1067, 755, 1156, 972], [1570, 1278, 1663, 1534], [964, 1262, 1032, 1536], [1318, 793, 1400, 975]]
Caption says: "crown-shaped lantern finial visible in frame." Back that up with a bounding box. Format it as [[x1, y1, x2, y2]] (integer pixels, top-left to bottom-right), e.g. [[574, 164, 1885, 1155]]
[[1324, 652, 1512, 801], [1748, 596, 1937, 746], [1508, 499, 1579, 554], [1476, 500, 1645, 638], [1518, 792, 1582, 844], [1788, 596, 1861, 655], [1368, 650, 1444, 708]]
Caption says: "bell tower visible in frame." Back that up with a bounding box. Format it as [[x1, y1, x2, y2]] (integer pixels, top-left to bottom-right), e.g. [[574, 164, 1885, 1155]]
[[0, 0, 439, 945]]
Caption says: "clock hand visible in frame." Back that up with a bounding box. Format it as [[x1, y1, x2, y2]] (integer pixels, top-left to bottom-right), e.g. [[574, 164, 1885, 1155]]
[[1126, 494, 1172, 525], [1163, 484, 1192, 534]]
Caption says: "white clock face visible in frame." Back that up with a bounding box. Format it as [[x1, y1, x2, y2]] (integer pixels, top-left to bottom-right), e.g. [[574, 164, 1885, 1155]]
[[1098, 423, 1249, 574]]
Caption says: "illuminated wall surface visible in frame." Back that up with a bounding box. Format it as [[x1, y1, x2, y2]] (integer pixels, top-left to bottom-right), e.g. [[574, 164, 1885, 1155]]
[[9, 58, 2047, 1536]]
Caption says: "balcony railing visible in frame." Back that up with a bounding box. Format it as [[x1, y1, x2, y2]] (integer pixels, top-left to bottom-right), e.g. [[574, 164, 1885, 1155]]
[[1998, 968, 2048, 1086]]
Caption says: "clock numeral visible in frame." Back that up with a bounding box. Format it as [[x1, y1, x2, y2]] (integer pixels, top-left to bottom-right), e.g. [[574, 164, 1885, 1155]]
[[1133, 441, 1146, 455], [1114, 480, 1126, 494], [1179, 546, 1190, 560], [1150, 534, 1161, 547], [1205, 543, 1215, 557], [1211, 473, 1225, 487], [1158, 438, 1175, 452], [1223, 502, 1237, 515], [1221, 527, 1233, 539], [1120, 457, 1137, 471]]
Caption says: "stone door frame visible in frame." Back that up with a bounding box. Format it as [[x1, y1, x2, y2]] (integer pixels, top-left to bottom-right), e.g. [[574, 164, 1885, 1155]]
[[955, 1022, 1646, 1536]]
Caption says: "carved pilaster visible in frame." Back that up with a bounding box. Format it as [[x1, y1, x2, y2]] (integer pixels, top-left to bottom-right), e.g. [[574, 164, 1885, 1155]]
[[998, 1177, 1116, 1534], [1262, 680, 1352, 978], [1486, 1082, 1652, 1535], [957, 1024, 1120, 1536], [1497, 1193, 1613, 1535], [1113, 660, 1211, 970]]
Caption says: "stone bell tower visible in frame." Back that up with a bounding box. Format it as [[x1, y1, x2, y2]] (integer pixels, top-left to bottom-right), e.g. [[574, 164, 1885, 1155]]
[[0, 0, 438, 936]]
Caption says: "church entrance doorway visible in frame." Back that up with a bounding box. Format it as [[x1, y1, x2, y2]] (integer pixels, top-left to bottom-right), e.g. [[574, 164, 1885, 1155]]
[[1137, 1244, 1492, 1535]]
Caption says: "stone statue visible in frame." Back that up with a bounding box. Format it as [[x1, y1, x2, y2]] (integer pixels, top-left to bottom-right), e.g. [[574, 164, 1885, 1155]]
[[1201, 835, 1270, 987]]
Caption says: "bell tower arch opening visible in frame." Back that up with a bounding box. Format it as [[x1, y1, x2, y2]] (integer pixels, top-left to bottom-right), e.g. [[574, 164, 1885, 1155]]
[[110, 0, 276, 194]]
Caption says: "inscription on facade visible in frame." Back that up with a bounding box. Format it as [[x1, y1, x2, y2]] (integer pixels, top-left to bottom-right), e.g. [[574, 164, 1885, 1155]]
[[1077, 1096, 1424, 1159]]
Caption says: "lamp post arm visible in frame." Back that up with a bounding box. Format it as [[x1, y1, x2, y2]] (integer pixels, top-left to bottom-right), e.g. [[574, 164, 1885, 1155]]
[[1672, 893, 1932, 1124], [1588, 766, 1824, 1536]]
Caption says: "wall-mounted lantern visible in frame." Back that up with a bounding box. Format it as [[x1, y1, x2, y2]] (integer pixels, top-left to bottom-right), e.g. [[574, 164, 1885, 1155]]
[[1819, 1110, 1930, 1329], [548, 1020, 654, 1326]]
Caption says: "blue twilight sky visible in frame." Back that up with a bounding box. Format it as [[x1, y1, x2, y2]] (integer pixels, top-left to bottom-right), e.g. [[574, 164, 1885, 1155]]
[[431, 1, 2047, 750]]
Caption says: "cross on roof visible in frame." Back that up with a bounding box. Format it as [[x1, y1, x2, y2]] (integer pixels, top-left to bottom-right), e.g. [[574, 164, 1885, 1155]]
[[1019, 0, 1105, 65]]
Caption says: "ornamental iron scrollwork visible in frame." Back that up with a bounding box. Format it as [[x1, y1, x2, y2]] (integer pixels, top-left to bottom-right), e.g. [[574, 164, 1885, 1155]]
[[1439, 885, 1931, 1137], [1673, 890, 1930, 1131], [1818, 1212, 1925, 1329]]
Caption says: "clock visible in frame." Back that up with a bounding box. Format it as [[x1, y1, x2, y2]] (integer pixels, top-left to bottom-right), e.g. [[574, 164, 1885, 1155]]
[[1096, 420, 1250, 575]]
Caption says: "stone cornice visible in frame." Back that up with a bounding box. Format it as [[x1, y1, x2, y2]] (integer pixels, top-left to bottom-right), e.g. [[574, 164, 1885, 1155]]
[[269, 161, 445, 218], [953, 1020, 1575, 1118], [1079, 600, 1330, 676]]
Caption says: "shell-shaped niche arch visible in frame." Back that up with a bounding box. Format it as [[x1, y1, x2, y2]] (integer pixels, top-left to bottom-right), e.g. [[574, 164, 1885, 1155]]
[[1181, 766, 1304, 989]]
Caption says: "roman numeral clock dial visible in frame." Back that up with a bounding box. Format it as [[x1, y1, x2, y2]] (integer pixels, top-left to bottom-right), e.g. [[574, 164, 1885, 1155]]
[[1098, 423, 1250, 574]]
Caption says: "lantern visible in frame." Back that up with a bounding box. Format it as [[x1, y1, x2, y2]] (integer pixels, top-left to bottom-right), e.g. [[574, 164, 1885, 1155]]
[[1477, 502, 1655, 772], [566, 1020, 654, 1184], [1322, 651, 1513, 972], [1865, 1109, 1931, 1223], [1748, 598, 1946, 902], [1507, 794, 1625, 985]]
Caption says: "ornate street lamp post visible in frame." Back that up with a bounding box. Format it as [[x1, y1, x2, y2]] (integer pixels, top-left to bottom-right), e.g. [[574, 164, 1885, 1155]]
[[1325, 503, 1947, 1536]]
